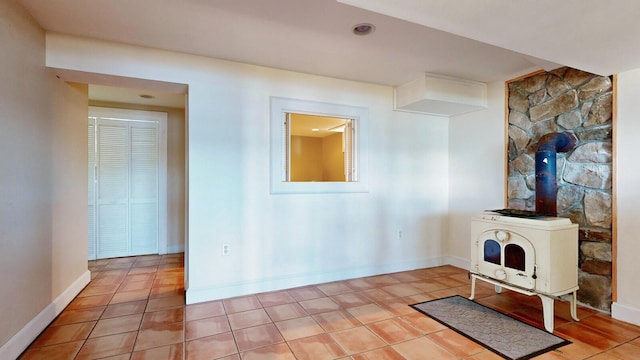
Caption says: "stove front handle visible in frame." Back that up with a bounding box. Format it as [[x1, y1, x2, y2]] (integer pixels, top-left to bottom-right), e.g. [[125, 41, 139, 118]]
[[495, 230, 509, 242]]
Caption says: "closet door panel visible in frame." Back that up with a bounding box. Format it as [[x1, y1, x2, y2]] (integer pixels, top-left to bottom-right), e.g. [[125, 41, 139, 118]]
[[131, 125, 158, 199], [98, 204, 129, 258], [131, 203, 158, 254], [96, 121, 129, 258], [130, 124, 158, 254], [98, 123, 128, 200]]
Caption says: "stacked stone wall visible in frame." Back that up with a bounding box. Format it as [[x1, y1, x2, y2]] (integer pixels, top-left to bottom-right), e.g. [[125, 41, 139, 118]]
[[507, 67, 613, 311]]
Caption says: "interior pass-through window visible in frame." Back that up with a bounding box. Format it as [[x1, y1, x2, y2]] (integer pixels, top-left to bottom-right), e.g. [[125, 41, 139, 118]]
[[270, 97, 368, 194], [285, 113, 355, 182]]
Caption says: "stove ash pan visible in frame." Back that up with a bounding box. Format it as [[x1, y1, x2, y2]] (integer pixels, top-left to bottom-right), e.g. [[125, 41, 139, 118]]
[[470, 212, 578, 297]]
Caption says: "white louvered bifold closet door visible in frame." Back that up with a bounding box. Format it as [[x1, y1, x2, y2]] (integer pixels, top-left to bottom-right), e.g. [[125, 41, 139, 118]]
[[129, 122, 159, 255], [97, 119, 132, 258], [88, 108, 164, 260]]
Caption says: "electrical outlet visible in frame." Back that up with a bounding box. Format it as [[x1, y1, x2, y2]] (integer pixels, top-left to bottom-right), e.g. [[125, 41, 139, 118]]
[[222, 244, 230, 256], [397, 230, 403, 240]]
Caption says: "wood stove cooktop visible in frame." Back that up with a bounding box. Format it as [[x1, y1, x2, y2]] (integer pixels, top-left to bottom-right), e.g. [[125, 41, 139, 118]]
[[480, 209, 574, 227]]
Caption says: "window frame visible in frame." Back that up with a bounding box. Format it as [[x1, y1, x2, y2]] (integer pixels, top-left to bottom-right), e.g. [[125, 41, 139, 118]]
[[269, 97, 369, 194]]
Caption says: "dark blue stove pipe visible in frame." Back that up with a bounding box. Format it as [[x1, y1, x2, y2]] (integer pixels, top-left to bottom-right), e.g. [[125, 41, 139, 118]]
[[535, 132, 577, 216]]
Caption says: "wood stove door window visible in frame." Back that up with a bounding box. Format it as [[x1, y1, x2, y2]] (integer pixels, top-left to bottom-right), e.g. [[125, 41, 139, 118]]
[[483, 240, 501, 265], [505, 244, 526, 271]]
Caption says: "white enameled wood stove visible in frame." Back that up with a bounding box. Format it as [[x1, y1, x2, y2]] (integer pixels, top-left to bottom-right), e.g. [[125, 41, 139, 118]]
[[469, 210, 580, 332]]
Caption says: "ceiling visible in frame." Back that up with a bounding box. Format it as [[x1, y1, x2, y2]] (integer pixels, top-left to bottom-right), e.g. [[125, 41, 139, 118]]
[[89, 85, 186, 109], [18, 0, 640, 107], [290, 114, 347, 138]]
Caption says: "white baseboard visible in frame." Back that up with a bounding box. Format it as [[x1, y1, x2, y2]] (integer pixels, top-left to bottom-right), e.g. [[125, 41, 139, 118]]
[[612, 301, 640, 327], [166, 244, 184, 254], [53, 270, 91, 314], [0, 270, 91, 359], [445, 256, 470, 271], [186, 257, 446, 304], [0, 303, 56, 360]]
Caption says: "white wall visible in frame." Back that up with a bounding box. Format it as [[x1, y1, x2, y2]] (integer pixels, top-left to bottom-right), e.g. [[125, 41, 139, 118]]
[[0, 3, 89, 358], [446, 81, 506, 267], [612, 69, 640, 325], [46, 34, 450, 304], [51, 82, 90, 299]]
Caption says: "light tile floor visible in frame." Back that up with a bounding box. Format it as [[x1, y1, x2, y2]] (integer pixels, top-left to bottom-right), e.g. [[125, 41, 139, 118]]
[[18, 254, 640, 359]]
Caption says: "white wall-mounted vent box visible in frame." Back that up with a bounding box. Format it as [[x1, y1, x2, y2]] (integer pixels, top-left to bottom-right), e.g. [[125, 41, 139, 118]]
[[394, 73, 488, 116]]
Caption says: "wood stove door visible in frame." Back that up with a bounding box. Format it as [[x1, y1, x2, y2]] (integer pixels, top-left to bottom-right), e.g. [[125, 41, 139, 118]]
[[476, 229, 536, 290]]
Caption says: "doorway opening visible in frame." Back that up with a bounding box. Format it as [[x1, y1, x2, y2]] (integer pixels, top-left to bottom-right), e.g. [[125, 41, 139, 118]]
[[88, 106, 167, 259]]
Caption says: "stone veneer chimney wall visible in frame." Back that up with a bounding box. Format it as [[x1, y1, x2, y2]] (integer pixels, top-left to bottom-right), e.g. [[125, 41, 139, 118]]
[[507, 67, 613, 311]]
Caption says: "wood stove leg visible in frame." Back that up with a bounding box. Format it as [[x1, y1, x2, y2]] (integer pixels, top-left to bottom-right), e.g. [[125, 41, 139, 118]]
[[569, 290, 579, 322], [494, 285, 503, 294], [469, 275, 477, 300], [538, 294, 555, 333]]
